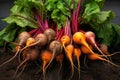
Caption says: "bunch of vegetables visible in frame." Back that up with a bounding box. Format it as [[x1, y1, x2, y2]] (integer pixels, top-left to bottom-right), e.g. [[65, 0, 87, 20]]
[[0, 0, 120, 80]]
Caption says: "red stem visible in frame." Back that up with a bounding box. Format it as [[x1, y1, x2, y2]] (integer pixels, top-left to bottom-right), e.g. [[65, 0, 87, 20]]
[[33, 28, 42, 38], [44, 19, 49, 29], [75, 0, 82, 31], [71, 0, 82, 33], [32, 9, 45, 32], [71, 11, 76, 34], [57, 28, 64, 41], [29, 28, 38, 36], [67, 19, 72, 38]]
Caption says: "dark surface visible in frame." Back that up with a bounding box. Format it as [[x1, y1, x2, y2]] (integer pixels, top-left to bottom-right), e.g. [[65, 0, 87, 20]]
[[0, 47, 120, 80]]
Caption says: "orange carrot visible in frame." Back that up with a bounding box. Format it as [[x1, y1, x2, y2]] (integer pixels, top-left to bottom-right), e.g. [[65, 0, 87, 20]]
[[41, 50, 52, 80], [72, 32, 118, 67], [49, 40, 62, 70], [81, 45, 93, 55], [19, 37, 35, 62], [0, 31, 31, 67], [85, 31, 110, 61], [61, 35, 70, 47], [72, 32, 94, 54], [88, 53, 119, 67], [14, 48, 39, 78], [55, 53, 64, 74], [64, 44, 74, 79], [26, 37, 35, 46], [18, 37, 36, 62], [20, 33, 48, 53], [73, 47, 81, 80]]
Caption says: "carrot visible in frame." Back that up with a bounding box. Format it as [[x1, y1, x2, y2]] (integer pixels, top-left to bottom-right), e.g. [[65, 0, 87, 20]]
[[73, 47, 81, 80], [85, 31, 110, 61], [61, 35, 71, 47], [60, 35, 71, 57], [88, 53, 119, 67], [64, 44, 74, 79], [72, 32, 118, 67], [18, 37, 36, 62], [26, 37, 35, 46], [48, 40, 62, 71], [40, 40, 63, 77], [41, 50, 52, 80], [20, 33, 48, 53], [72, 32, 94, 54], [14, 48, 39, 78], [81, 45, 93, 55], [0, 31, 31, 67], [55, 53, 64, 74]]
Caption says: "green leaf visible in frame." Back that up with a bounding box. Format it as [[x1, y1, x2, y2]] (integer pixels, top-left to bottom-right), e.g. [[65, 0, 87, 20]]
[[57, 1, 64, 10], [2, 0, 44, 28], [0, 23, 27, 45], [83, 2, 100, 22], [90, 21, 116, 46], [0, 24, 19, 42], [112, 23, 120, 47], [3, 15, 37, 28], [51, 9, 67, 29], [46, 2, 56, 11], [45, 0, 70, 29], [0, 39, 4, 46], [93, 10, 115, 24]]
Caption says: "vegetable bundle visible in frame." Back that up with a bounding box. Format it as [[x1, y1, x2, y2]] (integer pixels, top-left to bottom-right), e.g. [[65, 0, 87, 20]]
[[0, 0, 120, 80]]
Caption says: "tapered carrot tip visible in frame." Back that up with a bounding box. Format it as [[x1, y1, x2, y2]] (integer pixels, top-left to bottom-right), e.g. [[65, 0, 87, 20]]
[[65, 44, 75, 79], [42, 61, 47, 80], [88, 53, 120, 67], [73, 48, 81, 80]]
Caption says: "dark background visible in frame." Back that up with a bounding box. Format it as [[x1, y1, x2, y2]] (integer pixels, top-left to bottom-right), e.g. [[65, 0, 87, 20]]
[[0, 0, 120, 30]]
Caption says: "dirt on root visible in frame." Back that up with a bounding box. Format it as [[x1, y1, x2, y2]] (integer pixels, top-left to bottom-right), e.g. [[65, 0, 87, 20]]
[[0, 47, 120, 80]]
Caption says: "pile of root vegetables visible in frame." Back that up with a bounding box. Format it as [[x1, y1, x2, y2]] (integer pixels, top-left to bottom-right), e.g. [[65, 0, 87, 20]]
[[0, 19, 119, 80], [0, 0, 120, 80]]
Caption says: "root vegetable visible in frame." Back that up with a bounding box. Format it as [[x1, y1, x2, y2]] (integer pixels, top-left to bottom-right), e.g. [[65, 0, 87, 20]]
[[85, 31, 109, 60], [41, 50, 52, 80], [60, 35, 71, 56], [26, 37, 35, 46], [55, 53, 64, 74], [14, 48, 39, 78], [99, 44, 108, 54], [73, 47, 81, 80], [20, 33, 48, 52], [0, 31, 31, 67], [18, 31, 31, 45], [64, 44, 75, 79], [34, 33, 48, 46], [72, 32, 94, 54], [61, 35, 71, 47], [44, 28, 56, 43], [81, 45, 93, 54], [48, 40, 62, 70], [88, 53, 119, 67]]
